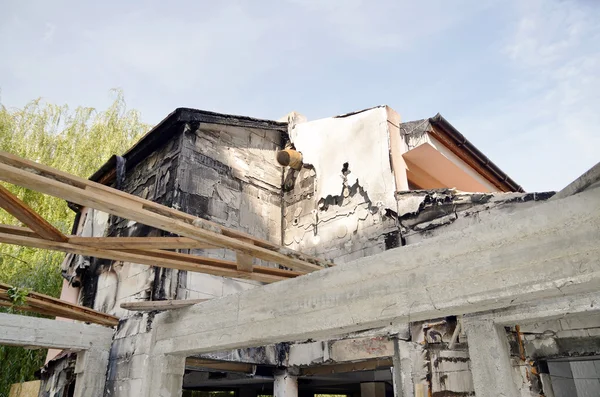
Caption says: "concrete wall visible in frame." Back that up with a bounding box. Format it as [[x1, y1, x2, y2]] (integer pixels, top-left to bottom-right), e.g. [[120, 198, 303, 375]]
[[71, 120, 286, 317], [548, 360, 600, 397], [510, 312, 600, 396], [283, 107, 400, 264], [173, 121, 284, 301], [86, 132, 183, 317]]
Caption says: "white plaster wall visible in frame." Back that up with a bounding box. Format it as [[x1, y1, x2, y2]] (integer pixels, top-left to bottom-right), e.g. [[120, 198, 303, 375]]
[[291, 107, 397, 209]]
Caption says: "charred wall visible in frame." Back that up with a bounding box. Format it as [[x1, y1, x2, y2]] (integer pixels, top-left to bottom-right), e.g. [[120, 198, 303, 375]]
[[283, 165, 399, 264], [173, 121, 286, 301], [78, 132, 184, 317]]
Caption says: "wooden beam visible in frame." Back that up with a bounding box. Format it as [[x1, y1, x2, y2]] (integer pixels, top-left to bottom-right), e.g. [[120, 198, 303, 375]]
[[0, 232, 300, 283], [0, 184, 67, 241], [236, 238, 254, 274], [185, 357, 255, 374], [0, 299, 60, 317], [0, 224, 219, 250], [0, 283, 119, 326], [120, 299, 209, 312], [0, 224, 37, 238], [0, 312, 114, 350], [68, 236, 219, 250], [0, 151, 330, 271]]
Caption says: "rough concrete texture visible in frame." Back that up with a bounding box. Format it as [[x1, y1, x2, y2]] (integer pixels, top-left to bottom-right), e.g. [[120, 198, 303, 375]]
[[464, 318, 519, 397], [396, 188, 554, 244], [38, 105, 600, 397], [0, 312, 113, 350], [152, 185, 600, 355], [283, 165, 398, 264]]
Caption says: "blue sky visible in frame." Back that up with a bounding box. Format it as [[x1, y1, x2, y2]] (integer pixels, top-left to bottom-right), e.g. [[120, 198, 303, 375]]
[[1, 0, 598, 192]]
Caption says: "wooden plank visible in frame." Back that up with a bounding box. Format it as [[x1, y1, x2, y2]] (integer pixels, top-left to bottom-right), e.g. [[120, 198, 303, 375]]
[[0, 224, 37, 238], [122, 249, 305, 280], [236, 238, 254, 273], [185, 357, 254, 373], [68, 236, 219, 250], [120, 299, 209, 312], [0, 225, 218, 250], [0, 298, 59, 318], [0, 232, 298, 283], [0, 184, 67, 241], [0, 151, 330, 270], [0, 285, 119, 326]]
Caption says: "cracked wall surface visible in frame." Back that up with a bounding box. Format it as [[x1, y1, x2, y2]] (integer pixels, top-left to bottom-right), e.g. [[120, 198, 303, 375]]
[[39, 106, 599, 397]]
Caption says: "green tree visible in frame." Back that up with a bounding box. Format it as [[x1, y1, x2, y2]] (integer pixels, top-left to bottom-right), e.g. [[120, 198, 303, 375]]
[[0, 90, 148, 396]]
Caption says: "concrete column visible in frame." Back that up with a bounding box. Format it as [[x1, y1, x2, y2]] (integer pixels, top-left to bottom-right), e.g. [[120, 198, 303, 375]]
[[391, 338, 405, 397], [141, 354, 186, 397], [274, 370, 298, 397], [464, 317, 518, 397], [360, 382, 386, 397], [73, 349, 110, 397]]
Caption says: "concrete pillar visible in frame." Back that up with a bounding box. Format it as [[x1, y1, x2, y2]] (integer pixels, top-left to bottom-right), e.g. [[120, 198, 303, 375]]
[[391, 338, 405, 397], [360, 382, 386, 397], [274, 370, 298, 397], [141, 354, 186, 397], [464, 317, 518, 397], [73, 349, 110, 397]]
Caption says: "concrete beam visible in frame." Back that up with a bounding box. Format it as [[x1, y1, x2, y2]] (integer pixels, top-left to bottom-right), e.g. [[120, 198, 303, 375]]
[[0, 312, 114, 350], [153, 187, 600, 355], [470, 291, 600, 325], [288, 336, 395, 367], [551, 161, 600, 201]]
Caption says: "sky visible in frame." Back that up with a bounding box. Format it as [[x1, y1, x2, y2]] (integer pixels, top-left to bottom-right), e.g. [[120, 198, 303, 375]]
[[1, 0, 599, 192]]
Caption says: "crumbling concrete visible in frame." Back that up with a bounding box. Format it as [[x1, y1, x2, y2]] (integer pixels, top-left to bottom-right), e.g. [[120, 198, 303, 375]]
[[33, 106, 600, 397]]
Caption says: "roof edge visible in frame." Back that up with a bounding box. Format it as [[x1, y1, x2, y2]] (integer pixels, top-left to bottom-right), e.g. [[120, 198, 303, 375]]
[[429, 113, 524, 193], [88, 108, 287, 184]]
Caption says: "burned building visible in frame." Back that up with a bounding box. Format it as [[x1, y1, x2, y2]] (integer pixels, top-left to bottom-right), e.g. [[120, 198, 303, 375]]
[[0, 105, 599, 397]]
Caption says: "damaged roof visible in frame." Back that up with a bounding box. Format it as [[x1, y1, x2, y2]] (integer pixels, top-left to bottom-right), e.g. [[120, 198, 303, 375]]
[[89, 108, 287, 184], [400, 113, 523, 193]]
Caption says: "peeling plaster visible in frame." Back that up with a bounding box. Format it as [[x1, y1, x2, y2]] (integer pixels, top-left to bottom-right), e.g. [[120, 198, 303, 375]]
[[291, 106, 397, 210]]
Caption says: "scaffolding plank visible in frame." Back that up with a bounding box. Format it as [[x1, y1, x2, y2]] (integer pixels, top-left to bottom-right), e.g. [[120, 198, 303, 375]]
[[68, 236, 218, 250], [120, 299, 209, 312]]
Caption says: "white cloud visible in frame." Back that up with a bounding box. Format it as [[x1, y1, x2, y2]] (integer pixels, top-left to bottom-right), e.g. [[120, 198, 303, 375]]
[[454, 0, 600, 191], [42, 23, 55, 42]]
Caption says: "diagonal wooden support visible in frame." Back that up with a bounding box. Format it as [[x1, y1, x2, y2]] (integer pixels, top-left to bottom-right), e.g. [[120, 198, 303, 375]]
[[0, 184, 67, 241], [0, 151, 329, 272]]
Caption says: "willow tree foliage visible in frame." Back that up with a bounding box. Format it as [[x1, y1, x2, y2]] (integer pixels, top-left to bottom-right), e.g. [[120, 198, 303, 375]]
[[0, 91, 148, 396]]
